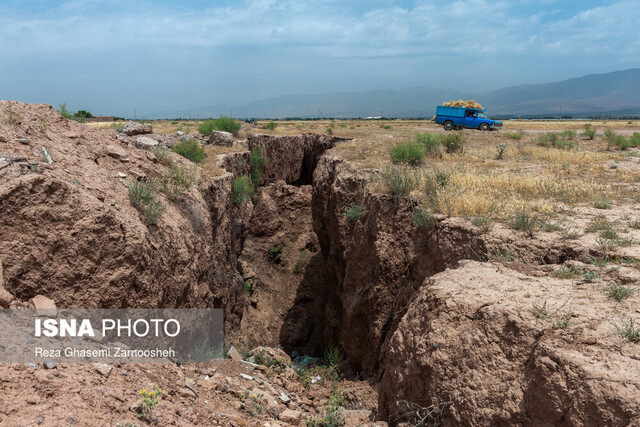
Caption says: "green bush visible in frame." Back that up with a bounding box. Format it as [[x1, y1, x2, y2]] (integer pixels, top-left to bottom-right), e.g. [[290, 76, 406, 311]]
[[250, 146, 267, 186], [171, 139, 206, 163], [265, 121, 277, 131], [441, 133, 464, 153], [504, 131, 524, 140], [158, 163, 198, 200], [128, 180, 165, 226], [581, 124, 596, 140], [411, 206, 435, 230], [198, 116, 241, 135], [630, 132, 640, 147], [232, 175, 254, 204], [538, 132, 573, 149], [344, 204, 366, 222], [149, 146, 172, 166], [510, 207, 540, 237], [266, 240, 284, 263], [389, 141, 424, 166], [560, 129, 576, 140], [379, 166, 420, 202], [414, 133, 442, 156], [326, 127, 334, 135]]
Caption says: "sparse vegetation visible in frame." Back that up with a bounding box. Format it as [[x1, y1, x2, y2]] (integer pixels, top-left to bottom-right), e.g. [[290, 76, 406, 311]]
[[134, 385, 162, 420], [305, 389, 345, 427], [602, 280, 637, 302], [157, 163, 198, 200], [441, 133, 465, 153], [250, 146, 267, 186], [266, 240, 284, 264], [415, 132, 442, 157], [411, 206, 436, 230], [472, 215, 494, 233], [344, 204, 366, 222], [128, 180, 165, 225], [379, 165, 420, 202], [232, 175, 254, 204], [389, 141, 424, 166], [294, 252, 309, 273], [504, 130, 525, 140], [495, 143, 507, 160], [198, 116, 241, 135], [532, 299, 573, 329], [265, 121, 278, 131], [610, 317, 640, 342], [582, 124, 596, 140], [171, 139, 206, 163], [510, 207, 540, 236]]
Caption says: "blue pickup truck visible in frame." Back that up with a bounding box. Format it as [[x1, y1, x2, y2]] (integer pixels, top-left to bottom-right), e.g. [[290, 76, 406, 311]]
[[435, 106, 502, 131]]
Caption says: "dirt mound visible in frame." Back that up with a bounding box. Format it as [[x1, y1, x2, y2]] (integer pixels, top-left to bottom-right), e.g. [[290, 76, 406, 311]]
[[0, 101, 219, 309], [442, 99, 484, 109], [380, 260, 640, 425]]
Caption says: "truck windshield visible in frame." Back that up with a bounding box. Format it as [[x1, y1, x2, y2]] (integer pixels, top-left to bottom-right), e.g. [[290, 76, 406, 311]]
[[476, 112, 487, 118]]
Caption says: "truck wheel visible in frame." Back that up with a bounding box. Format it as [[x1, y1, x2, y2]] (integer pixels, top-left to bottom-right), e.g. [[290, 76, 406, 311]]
[[443, 121, 454, 131], [479, 123, 490, 131]]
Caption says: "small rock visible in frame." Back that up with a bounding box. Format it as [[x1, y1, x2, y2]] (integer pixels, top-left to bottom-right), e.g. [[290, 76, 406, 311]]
[[0, 160, 10, 170], [135, 136, 159, 149], [43, 360, 56, 369], [240, 373, 254, 381], [279, 392, 290, 403], [208, 130, 234, 146], [227, 346, 243, 362], [105, 144, 128, 159], [177, 131, 185, 136], [117, 172, 127, 178], [28, 295, 56, 315], [15, 138, 31, 144], [178, 386, 197, 399], [123, 121, 152, 136], [0, 287, 14, 308], [92, 363, 112, 377], [279, 409, 302, 424]]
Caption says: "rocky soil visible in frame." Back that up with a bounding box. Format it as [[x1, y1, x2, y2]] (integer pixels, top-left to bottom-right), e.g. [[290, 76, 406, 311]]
[[1, 101, 639, 426]]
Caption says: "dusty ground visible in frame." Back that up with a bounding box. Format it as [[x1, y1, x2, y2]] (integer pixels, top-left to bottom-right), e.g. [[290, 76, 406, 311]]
[[3, 107, 639, 425]]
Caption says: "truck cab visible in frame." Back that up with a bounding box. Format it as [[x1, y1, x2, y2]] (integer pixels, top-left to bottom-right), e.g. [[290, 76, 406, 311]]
[[435, 105, 502, 131]]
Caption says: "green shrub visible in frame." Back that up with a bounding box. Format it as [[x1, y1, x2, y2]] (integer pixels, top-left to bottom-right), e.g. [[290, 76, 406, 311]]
[[128, 180, 165, 226], [344, 204, 366, 222], [171, 139, 206, 163], [582, 124, 596, 140], [389, 141, 424, 166], [538, 132, 573, 149], [149, 146, 172, 166], [560, 129, 576, 140], [250, 146, 267, 186], [602, 129, 631, 150], [510, 207, 540, 236], [411, 206, 435, 230], [602, 280, 637, 302], [266, 121, 278, 131], [610, 317, 640, 342], [380, 124, 392, 129], [326, 127, 334, 135], [630, 132, 640, 147], [538, 132, 558, 148], [322, 347, 343, 368], [198, 116, 241, 135], [294, 252, 309, 273], [158, 163, 198, 200], [266, 240, 284, 263], [232, 175, 254, 204], [414, 133, 442, 156], [306, 389, 345, 427], [379, 166, 420, 202], [592, 197, 612, 210], [441, 133, 464, 153], [504, 131, 524, 140]]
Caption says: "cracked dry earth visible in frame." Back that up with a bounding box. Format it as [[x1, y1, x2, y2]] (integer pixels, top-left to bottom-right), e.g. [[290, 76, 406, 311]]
[[1, 101, 640, 426]]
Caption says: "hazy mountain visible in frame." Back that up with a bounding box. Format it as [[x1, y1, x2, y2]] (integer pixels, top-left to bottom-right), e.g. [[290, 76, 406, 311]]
[[153, 68, 640, 119]]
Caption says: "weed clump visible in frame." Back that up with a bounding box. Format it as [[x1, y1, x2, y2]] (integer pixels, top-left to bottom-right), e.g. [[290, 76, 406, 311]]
[[610, 317, 640, 342], [344, 204, 366, 222], [128, 180, 165, 226], [415, 133, 442, 157], [389, 141, 424, 166], [232, 176, 254, 204], [510, 207, 540, 236], [171, 139, 206, 163], [134, 385, 163, 420], [266, 240, 284, 264], [441, 133, 465, 153], [198, 116, 240, 135], [411, 206, 436, 230], [581, 124, 596, 140], [265, 121, 277, 131], [250, 146, 267, 186], [379, 166, 420, 202], [602, 280, 637, 302]]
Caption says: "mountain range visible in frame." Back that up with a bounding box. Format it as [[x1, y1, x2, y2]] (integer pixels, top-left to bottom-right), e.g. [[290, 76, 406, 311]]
[[154, 68, 640, 119]]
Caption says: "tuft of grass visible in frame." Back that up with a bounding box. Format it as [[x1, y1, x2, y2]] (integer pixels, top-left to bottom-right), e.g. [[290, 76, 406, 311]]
[[389, 141, 425, 166], [504, 131, 524, 140], [344, 204, 366, 222], [581, 124, 596, 140], [198, 116, 241, 135], [265, 121, 277, 131], [149, 146, 172, 166], [415, 133, 442, 157], [441, 133, 465, 154], [326, 127, 334, 135], [250, 146, 267, 186], [232, 175, 254, 204], [379, 166, 420, 202], [411, 206, 436, 230], [538, 132, 574, 149], [510, 207, 540, 237], [171, 139, 206, 163], [157, 163, 198, 200], [610, 317, 640, 342], [487, 245, 515, 262], [551, 265, 581, 279], [294, 252, 309, 273], [472, 215, 494, 233], [322, 346, 343, 368], [592, 197, 613, 210], [266, 240, 284, 264], [128, 180, 165, 226], [602, 280, 637, 302], [532, 299, 572, 329]]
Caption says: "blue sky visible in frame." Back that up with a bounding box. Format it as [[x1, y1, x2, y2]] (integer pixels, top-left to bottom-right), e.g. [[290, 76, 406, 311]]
[[0, 0, 638, 117]]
